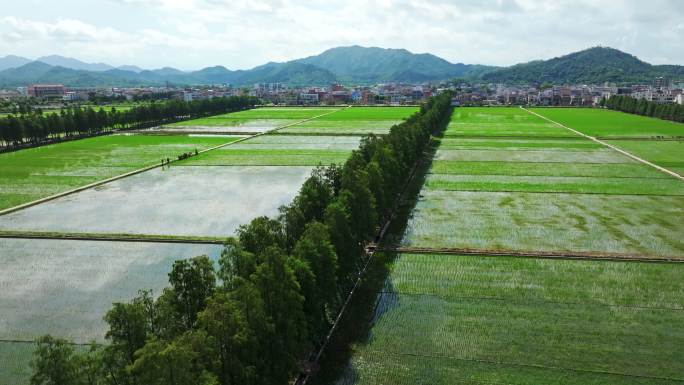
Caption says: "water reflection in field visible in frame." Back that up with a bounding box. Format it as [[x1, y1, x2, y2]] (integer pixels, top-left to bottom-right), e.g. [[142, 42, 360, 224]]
[[0, 166, 311, 236], [0, 238, 223, 342]]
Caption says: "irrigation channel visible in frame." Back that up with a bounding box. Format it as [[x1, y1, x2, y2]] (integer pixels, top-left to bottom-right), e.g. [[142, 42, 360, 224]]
[[0, 231, 226, 244], [386, 246, 684, 263]]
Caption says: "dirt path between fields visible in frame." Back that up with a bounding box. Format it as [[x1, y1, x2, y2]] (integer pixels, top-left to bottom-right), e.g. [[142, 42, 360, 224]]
[[520, 107, 684, 181], [387, 246, 683, 263], [0, 230, 226, 245]]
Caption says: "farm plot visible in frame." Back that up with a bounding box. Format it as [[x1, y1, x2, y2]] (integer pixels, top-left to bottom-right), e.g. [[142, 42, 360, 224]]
[[166, 107, 341, 133], [0, 239, 222, 384], [179, 135, 360, 166], [341, 255, 684, 385], [530, 107, 684, 138], [437, 137, 602, 150], [0, 166, 311, 237], [0, 134, 238, 211], [530, 108, 683, 176], [403, 190, 684, 258], [435, 147, 632, 163], [604, 140, 684, 175], [337, 107, 684, 385], [430, 160, 668, 178], [444, 107, 577, 138], [278, 106, 418, 135], [424, 173, 684, 195], [413, 108, 684, 256]]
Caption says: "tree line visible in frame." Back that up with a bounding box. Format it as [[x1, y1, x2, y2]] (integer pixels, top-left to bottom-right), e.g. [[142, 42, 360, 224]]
[[602, 95, 684, 124], [28, 92, 453, 385], [0, 96, 259, 148]]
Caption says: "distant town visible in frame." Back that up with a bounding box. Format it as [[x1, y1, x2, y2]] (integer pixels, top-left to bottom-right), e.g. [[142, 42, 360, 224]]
[[1, 76, 682, 112]]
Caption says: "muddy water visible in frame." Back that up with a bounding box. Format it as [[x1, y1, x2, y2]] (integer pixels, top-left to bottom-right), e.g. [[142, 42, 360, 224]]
[[0, 166, 312, 236]]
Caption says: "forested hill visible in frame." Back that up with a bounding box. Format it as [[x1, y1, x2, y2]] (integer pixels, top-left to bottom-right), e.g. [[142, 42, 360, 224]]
[[482, 47, 684, 85], [293, 45, 495, 83]]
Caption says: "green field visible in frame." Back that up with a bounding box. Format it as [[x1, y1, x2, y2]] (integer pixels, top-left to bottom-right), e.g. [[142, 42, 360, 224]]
[[530, 108, 684, 176], [531, 108, 684, 138], [180, 135, 360, 166], [435, 147, 631, 163], [605, 140, 684, 175], [424, 173, 684, 195], [0, 134, 237, 210], [430, 160, 667, 178], [316, 106, 418, 120], [438, 137, 602, 150], [343, 253, 684, 385], [169, 107, 340, 128], [279, 106, 418, 135], [404, 190, 683, 257], [445, 107, 577, 138], [338, 107, 684, 384]]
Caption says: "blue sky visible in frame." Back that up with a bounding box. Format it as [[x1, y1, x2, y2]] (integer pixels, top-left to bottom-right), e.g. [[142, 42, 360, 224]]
[[1, 0, 682, 70]]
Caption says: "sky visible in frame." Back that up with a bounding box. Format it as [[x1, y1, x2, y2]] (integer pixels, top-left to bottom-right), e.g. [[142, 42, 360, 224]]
[[0, 0, 682, 71]]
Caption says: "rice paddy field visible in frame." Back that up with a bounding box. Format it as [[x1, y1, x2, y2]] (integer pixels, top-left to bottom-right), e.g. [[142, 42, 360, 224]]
[[529, 108, 684, 138], [278, 106, 418, 135], [0, 106, 412, 384], [337, 107, 684, 384], [406, 107, 684, 257], [0, 166, 312, 236], [0, 134, 239, 211], [166, 106, 342, 133], [180, 135, 361, 166], [531, 108, 684, 177]]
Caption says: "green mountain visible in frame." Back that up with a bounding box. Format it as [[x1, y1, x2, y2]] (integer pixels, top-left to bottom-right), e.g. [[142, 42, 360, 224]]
[[1, 46, 681, 87], [294, 45, 495, 83], [482, 47, 684, 84]]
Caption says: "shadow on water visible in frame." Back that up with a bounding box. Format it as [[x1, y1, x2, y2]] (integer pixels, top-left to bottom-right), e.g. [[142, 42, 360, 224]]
[[310, 138, 441, 385]]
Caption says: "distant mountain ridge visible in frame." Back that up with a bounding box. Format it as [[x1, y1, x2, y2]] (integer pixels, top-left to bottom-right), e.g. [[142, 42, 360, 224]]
[[482, 47, 684, 84], [0, 55, 33, 71], [0, 46, 682, 87]]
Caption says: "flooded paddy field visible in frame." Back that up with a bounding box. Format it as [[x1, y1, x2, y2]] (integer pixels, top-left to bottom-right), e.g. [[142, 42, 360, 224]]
[[0, 238, 222, 384], [0, 134, 238, 211], [165, 106, 342, 133], [179, 134, 361, 166], [0, 166, 311, 237]]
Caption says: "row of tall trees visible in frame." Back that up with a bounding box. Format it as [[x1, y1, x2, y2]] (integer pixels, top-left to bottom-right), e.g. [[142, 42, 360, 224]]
[[0, 96, 259, 148], [602, 95, 684, 123], [29, 92, 454, 385]]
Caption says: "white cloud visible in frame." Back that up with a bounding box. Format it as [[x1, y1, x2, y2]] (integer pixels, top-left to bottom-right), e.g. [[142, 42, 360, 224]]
[[0, 0, 681, 70]]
